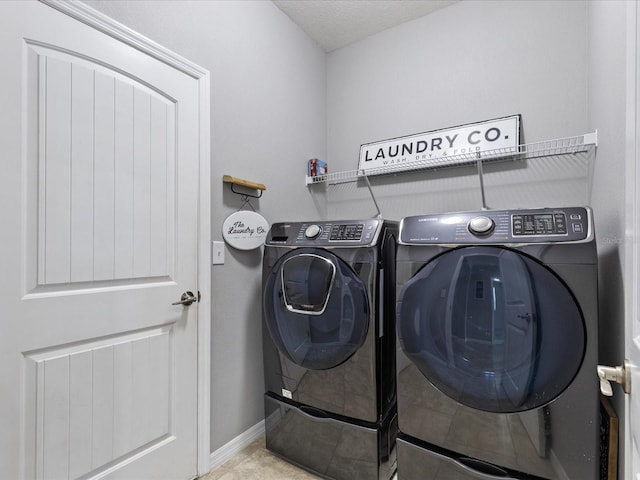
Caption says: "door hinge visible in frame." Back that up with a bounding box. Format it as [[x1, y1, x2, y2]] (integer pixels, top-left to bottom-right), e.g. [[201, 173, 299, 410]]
[[597, 359, 631, 396]]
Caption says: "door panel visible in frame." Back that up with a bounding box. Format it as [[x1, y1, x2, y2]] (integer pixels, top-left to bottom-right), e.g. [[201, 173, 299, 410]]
[[24, 327, 173, 480], [27, 42, 176, 290], [0, 2, 204, 479]]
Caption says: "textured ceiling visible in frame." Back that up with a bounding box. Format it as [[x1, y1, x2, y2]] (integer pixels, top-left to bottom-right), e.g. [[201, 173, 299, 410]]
[[272, 0, 459, 52]]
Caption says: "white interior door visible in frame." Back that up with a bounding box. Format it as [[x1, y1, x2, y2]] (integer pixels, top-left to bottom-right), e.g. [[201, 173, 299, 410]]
[[0, 1, 209, 479], [628, 2, 640, 479]]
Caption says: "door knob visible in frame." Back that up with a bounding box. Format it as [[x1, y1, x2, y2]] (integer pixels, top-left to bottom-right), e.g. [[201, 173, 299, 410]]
[[172, 291, 198, 306], [597, 359, 631, 396]]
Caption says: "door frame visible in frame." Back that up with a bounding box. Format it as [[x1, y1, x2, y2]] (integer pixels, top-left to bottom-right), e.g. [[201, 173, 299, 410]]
[[625, 1, 639, 479], [40, 0, 212, 475]]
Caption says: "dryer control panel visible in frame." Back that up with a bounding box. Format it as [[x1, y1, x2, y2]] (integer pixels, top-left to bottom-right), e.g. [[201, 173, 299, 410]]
[[266, 219, 382, 246], [400, 207, 592, 245]]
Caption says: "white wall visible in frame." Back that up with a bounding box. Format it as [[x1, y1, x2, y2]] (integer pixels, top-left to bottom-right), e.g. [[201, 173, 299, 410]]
[[325, 0, 590, 221], [587, 0, 630, 473], [83, 0, 327, 452]]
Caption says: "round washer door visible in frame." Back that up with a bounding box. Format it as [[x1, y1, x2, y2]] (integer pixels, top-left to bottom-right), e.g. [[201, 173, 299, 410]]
[[263, 248, 370, 370], [397, 246, 586, 413]]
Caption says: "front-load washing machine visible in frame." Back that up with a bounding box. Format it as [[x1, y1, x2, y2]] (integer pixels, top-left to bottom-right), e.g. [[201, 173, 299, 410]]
[[394, 207, 598, 480], [262, 218, 398, 480]]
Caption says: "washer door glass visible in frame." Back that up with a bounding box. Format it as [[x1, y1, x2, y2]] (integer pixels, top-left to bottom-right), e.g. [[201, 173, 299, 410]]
[[397, 246, 586, 413], [263, 248, 370, 370]]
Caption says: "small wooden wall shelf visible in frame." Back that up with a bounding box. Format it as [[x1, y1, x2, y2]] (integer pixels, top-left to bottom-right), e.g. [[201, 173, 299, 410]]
[[223, 175, 266, 191], [223, 175, 266, 198]]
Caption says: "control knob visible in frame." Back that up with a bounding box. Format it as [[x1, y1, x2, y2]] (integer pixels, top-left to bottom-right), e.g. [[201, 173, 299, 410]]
[[305, 224, 322, 239], [468, 216, 495, 236]]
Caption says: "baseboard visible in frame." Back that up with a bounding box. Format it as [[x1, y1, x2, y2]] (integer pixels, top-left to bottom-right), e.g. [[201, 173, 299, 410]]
[[208, 420, 266, 471]]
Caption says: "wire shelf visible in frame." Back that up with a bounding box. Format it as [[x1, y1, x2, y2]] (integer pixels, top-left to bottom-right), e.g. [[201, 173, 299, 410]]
[[305, 131, 597, 186]]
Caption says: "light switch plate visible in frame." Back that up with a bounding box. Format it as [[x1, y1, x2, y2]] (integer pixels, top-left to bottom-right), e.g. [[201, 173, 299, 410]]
[[212, 241, 225, 265]]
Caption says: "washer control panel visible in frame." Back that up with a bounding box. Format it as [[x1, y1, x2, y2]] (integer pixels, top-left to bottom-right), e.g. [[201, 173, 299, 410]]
[[267, 219, 382, 246], [400, 207, 591, 245]]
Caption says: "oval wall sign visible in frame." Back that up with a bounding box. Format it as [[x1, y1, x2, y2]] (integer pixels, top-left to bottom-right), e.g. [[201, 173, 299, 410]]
[[222, 211, 269, 250]]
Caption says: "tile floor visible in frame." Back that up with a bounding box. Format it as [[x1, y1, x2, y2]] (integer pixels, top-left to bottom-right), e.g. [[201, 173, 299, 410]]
[[199, 435, 398, 480]]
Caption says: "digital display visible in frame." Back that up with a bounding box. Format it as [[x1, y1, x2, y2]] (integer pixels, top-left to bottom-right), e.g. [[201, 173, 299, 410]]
[[330, 224, 364, 241], [513, 213, 567, 236]]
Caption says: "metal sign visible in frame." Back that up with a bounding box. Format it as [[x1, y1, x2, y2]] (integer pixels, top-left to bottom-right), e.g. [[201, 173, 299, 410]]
[[358, 115, 520, 175]]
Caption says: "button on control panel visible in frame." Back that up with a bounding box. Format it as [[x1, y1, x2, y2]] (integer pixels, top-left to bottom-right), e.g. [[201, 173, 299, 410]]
[[468, 216, 495, 236], [304, 224, 322, 239]]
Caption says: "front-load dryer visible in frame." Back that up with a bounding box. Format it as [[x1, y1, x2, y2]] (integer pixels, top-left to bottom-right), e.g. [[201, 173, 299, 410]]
[[395, 207, 598, 480], [262, 218, 398, 480]]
